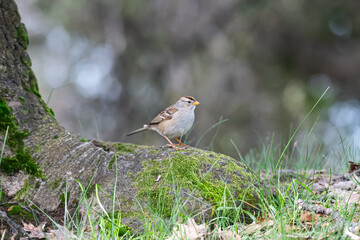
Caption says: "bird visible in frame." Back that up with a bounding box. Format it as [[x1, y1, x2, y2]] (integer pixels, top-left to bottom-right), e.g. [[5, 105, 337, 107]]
[[126, 96, 200, 150]]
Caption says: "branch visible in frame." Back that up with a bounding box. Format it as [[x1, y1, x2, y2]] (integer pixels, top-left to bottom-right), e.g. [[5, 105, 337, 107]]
[[0, 209, 27, 236]]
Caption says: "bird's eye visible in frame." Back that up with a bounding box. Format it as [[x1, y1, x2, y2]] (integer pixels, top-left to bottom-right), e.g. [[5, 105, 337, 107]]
[[188, 101, 191, 103]]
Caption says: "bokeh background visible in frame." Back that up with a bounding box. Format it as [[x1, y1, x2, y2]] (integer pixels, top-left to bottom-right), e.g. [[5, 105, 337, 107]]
[[15, 0, 360, 158]]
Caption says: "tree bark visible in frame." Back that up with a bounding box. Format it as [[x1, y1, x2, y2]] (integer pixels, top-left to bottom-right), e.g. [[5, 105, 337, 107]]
[[0, 0, 259, 230]]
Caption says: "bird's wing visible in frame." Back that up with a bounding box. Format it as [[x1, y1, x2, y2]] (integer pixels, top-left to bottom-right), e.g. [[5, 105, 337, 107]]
[[148, 106, 178, 125]]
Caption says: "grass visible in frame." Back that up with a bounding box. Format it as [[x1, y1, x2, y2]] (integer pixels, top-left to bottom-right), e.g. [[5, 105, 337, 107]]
[[0, 127, 8, 240], [11, 131, 359, 239], [19, 127, 357, 239], [0, 126, 9, 169], [2, 86, 360, 239]]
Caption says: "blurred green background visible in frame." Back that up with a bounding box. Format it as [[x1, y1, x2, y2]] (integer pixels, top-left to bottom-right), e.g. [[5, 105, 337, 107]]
[[16, 0, 360, 158]]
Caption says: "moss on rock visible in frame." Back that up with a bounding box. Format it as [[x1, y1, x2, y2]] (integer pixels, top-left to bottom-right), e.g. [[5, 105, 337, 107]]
[[7, 204, 34, 221], [15, 179, 31, 199], [112, 142, 138, 154], [0, 98, 42, 177], [134, 148, 258, 221], [1, 149, 40, 176], [49, 178, 62, 190], [108, 155, 116, 170], [18, 96, 25, 104], [44, 104, 55, 118], [22, 72, 40, 98], [59, 192, 70, 207], [15, 23, 29, 49]]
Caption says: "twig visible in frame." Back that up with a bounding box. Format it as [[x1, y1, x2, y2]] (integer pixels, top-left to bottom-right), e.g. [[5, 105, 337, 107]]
[[0, 209, 27, 236], [0, 201, 42, 225], [295, 199, 359, 233]]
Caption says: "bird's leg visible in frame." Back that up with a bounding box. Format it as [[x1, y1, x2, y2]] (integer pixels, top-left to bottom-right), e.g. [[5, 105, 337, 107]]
[[163, 135, 180, 150], [175, 137, 189, 147]]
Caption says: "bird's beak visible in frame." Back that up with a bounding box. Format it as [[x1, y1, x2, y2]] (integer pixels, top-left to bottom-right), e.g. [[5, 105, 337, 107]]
[[193, 101, 200, 106]]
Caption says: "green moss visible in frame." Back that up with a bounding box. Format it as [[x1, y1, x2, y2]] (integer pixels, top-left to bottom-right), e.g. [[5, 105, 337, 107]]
[[80, 137, 88, 142], [16, 23, 29, 49], [44, 104, 55, 118], [148, 148, 162, 155], [118, 196, 137, 218], [15, 179, 31, 199], [108, 155, 116, 170], [0, 98, 42, 177], [59, 192, 70, 207], [7, 204, 34, 220], [0, 98, 14, 131], [135, 149, 258, 220], [53, 135, 59, 139], [35, 145, 40, 153], [102, 213, 132, 236], [22, 56, 31, 67], [18, 96, 26, 105], [29, 70, 39, 95], [1, 149, 40, 176], [85, 184, 97, 199], [50, 178, 62, 190], [23, 69, 41, 98], [21, 68, 56, 119], [112, 143, 138, 154], [21, 69, 56, 119], [7, 205, 22, 215]]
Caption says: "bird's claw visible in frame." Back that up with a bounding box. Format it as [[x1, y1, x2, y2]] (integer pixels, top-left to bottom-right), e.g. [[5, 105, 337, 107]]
[[166, 144, 182, 150]]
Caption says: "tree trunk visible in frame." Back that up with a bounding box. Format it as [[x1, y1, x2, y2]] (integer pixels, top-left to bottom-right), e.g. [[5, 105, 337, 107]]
[[0, 0, 258, 231]]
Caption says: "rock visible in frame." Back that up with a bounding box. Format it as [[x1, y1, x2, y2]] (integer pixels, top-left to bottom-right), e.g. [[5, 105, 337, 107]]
[[4, 144, 259, 230]]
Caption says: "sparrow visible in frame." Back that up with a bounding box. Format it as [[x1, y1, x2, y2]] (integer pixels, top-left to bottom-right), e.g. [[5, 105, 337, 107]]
[[126, 96, 199, 150]]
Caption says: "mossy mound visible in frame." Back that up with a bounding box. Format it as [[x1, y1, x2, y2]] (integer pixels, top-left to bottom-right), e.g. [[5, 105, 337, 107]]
[[133, 147, 259, 223]]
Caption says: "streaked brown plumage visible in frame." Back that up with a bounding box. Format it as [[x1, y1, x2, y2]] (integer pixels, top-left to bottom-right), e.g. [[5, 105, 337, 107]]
[[126, 96, 199, 150]]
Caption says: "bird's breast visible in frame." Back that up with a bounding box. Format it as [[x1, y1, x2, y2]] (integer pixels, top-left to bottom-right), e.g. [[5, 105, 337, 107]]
[[161, 110, 195, 138]]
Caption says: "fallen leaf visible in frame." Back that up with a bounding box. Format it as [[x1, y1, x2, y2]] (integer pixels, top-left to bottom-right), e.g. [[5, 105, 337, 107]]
[[301, 211, 319, 223], [215, 225, 241, 240], [22, 221, 46, 239], [166, 218, 208, 240], [45, 225, 78, 240], [349, 161, 360, 175]]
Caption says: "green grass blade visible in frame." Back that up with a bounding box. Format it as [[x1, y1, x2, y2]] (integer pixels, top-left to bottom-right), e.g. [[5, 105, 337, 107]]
[[195, 118, 228, 148], [96, 184, 109, 218], [0, 126, 9, 165], [271, 86, 330, 181], [111, 155, 118, 238], [293, 179, 315, 196]]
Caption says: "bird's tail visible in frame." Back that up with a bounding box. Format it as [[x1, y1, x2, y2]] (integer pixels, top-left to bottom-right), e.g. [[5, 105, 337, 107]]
[[126, 125, 149, 136]]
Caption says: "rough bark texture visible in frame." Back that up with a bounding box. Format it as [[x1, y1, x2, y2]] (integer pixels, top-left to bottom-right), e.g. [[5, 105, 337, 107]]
[[0, 0, 259, 230]]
